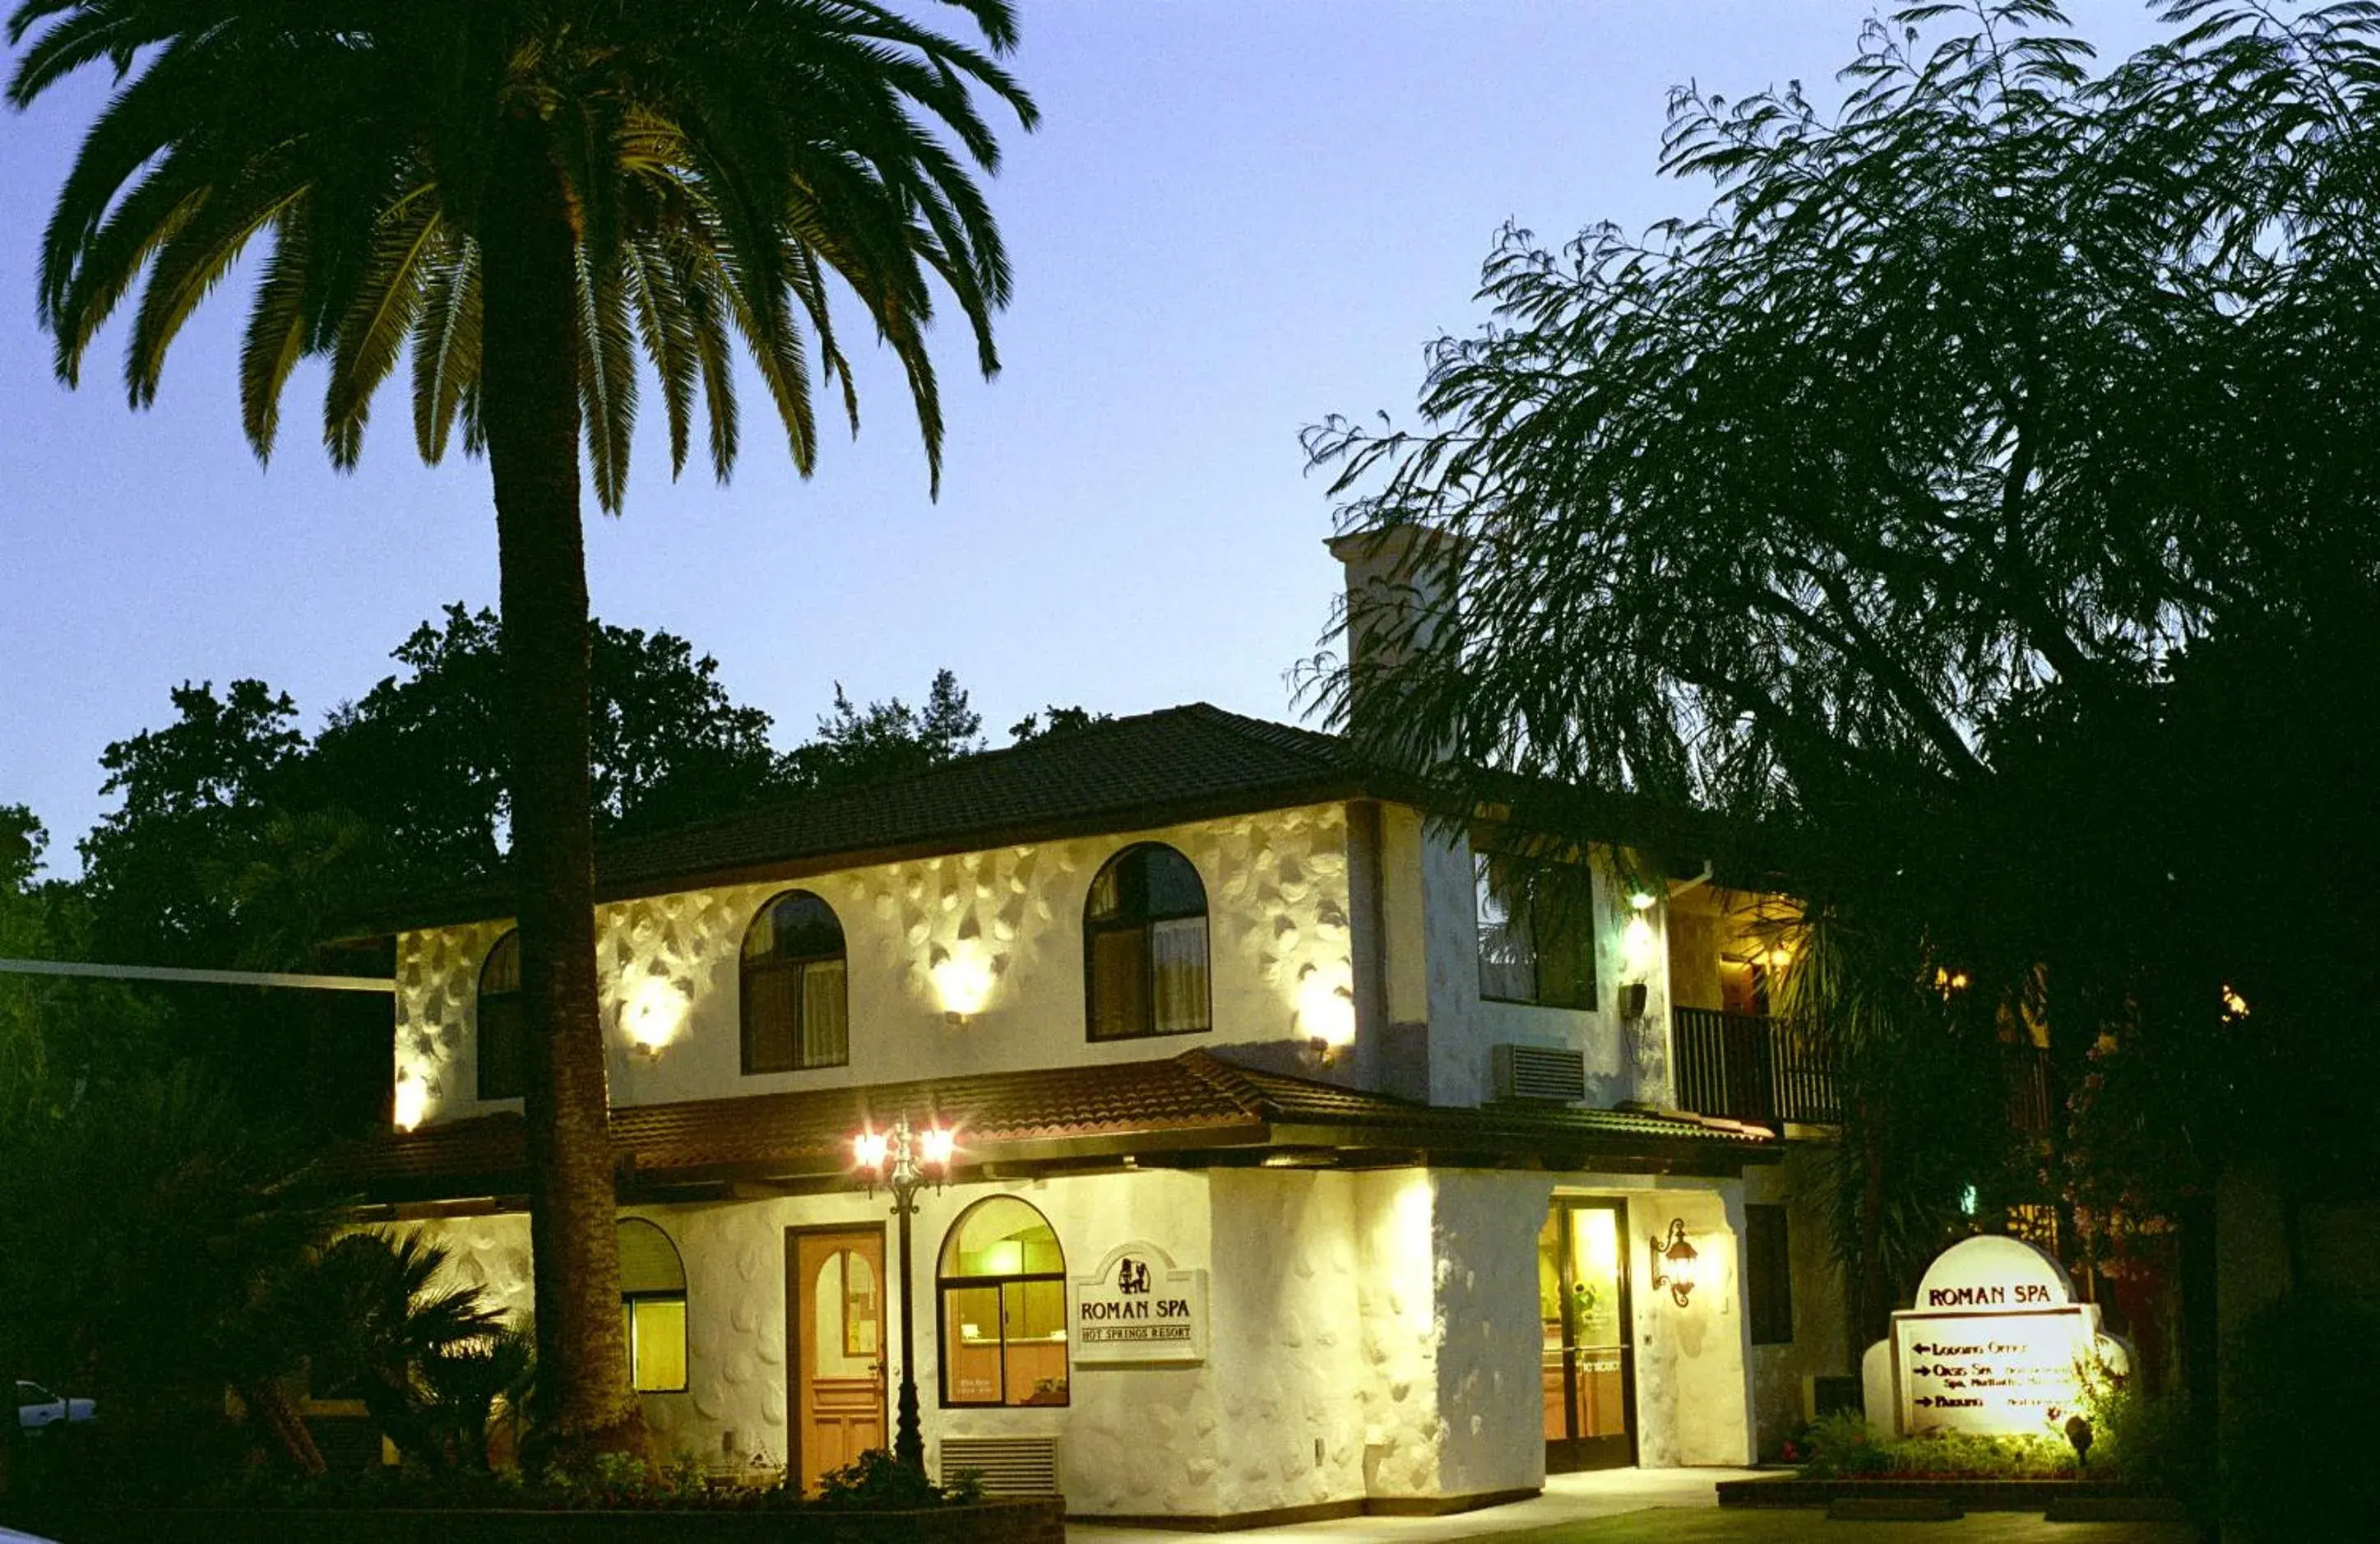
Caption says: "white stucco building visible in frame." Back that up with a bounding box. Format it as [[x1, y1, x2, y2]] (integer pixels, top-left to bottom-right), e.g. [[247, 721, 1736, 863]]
[[331, 554, 1851, 1527]]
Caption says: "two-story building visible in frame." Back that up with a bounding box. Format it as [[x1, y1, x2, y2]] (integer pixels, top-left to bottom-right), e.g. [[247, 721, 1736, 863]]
[[326, 558, 1851, 1527]]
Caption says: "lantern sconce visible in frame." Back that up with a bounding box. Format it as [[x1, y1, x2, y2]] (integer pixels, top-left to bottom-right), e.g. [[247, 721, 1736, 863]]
[[1651, 1217, 1700, 1308]]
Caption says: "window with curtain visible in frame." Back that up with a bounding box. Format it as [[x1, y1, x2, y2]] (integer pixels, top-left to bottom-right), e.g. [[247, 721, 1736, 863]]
[[1084, 843, 1211, 1041], [476, 929, 525, 1101], [1475, 851, 1598, 1009], [938, 1197, 1068, 1407], [618, 1218, 689, 1393], [739, 890, 849, 1073]]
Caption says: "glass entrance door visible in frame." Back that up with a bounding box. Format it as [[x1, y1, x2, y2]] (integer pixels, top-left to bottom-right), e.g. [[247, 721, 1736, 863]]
[[1540, 1198, 1635, 1472]]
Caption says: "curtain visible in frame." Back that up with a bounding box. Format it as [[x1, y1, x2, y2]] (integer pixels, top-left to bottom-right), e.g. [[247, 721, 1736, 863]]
[[802, 958, 849, 1067], [744, 962, 801, 1072], [1150, 918, 1209, 1034], [1089, 928, 1147, 1040]]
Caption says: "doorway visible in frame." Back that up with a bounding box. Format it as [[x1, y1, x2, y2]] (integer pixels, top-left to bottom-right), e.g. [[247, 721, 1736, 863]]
[[787, 1225, 888, 1492], [1540, 1198, 1636, 1472]]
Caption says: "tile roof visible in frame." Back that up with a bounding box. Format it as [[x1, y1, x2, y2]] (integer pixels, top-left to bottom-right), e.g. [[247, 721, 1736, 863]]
[[367, 703, 1366, 932], [312, 1050, 1776, 1205]]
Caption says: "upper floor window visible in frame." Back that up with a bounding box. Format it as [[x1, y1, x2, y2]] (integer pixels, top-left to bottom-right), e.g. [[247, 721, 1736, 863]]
[[1084, 843, 1210, 1041], [740, 890, 849, 1073], [618, 1218, 688, 1392], [477, 929, 525, 1101], [938, 1197, 1068, 1407], [1476, 852, 1598, 1010]]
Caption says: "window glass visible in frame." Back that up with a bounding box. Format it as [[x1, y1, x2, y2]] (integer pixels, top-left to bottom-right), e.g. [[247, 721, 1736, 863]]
[[618, 1218, 688, 1392], [740, 890, 849, 1073], [938, 1198, 1068, 1407], [477, 929, 525, 1101], [1475, 852, 1598, 1010], [1084, 844, 1210, 1041]]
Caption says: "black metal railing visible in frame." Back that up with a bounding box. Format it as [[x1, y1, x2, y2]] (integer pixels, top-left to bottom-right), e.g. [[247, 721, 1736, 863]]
[[1671, 1007, 1840, 1126]]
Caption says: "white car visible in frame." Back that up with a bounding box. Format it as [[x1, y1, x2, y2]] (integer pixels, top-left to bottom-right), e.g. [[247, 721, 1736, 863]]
[[13, 1379, 94, 1432]]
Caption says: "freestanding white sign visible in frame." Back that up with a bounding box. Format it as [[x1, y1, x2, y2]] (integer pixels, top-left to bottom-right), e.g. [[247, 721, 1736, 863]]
[[1868, 1236, 2129, 1438], [1070, 1241, 1207, 1365]]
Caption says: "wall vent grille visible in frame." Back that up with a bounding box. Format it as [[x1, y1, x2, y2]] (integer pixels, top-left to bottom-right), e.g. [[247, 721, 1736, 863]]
[[1492, 1043, 1588, 1103], [938, 1435, 1060, 1496]]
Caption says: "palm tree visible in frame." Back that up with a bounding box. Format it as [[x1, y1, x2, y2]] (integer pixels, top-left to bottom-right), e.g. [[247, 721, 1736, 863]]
[[8, 0, 1035, 1458]]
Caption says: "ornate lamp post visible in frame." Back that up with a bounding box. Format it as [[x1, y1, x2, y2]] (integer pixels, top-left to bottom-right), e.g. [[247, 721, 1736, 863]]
[[852, 1113, 953, 1473]]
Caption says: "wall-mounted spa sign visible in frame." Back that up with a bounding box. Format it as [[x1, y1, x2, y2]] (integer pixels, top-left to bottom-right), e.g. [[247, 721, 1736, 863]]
[[1071, 1242, 1206, 1365], [1877, 1235, 2128, 1438]]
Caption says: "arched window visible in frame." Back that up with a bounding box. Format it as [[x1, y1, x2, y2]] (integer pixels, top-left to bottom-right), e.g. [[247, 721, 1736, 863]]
[[476, 929, 525, 1101], [740, 890, 849, 1073], [938, 1197, 1067, 1407], [618, 1218, 688, 1393], [1084, 843, 1210, 1041]]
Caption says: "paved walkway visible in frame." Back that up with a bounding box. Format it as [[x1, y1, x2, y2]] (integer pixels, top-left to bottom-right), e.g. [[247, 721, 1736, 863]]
[[1067, 1469, 2195, 1544]]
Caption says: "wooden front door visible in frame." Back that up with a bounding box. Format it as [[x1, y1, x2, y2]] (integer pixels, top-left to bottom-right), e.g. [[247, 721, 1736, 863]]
[[788, 1226, 888, 1492], [1540, 1198, 1637, 1472]]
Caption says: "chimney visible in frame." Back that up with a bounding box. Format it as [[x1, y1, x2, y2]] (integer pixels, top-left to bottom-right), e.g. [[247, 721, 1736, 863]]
[[1325, 523, 1459, 730]]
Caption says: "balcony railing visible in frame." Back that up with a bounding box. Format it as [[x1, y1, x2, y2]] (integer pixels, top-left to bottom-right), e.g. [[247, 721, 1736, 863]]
[[1671, 1007, 1839, 1126]]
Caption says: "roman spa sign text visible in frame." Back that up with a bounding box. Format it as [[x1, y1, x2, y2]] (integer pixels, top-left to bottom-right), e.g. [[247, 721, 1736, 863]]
[[1072, 1241, 1206, 1365]]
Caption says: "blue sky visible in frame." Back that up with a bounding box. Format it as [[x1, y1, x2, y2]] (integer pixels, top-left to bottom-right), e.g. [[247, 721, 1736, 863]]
[[0, 2, 2171, 875]]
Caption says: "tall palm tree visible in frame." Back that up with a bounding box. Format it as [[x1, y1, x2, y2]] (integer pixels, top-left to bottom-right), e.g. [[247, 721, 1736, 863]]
[[9, 0, 1035, 1458]]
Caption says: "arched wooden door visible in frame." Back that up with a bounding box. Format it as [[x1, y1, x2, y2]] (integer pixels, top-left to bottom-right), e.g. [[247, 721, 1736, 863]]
[[787, 1226, 887, 1491]]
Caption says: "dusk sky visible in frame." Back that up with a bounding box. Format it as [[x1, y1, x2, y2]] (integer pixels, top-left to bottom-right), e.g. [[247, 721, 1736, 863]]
[[0, 2, 2169, 876]]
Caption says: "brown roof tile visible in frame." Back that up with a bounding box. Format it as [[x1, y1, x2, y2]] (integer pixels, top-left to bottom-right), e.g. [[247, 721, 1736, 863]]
[[313, 1050, 1774, 1205]]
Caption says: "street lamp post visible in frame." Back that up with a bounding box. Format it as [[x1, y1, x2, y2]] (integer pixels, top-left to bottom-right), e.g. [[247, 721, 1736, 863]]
[[851, 1113, 953, 1474]]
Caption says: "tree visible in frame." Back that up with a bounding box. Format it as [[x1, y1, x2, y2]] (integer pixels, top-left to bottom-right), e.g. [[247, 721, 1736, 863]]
[[12, 0, 1037, 1458], [1308, 0, 2380, 1383], [782, 667, 984, 793]]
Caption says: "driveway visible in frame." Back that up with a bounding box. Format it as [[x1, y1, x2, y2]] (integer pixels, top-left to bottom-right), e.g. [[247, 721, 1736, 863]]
[[1067, 1470, 2195, 1544]]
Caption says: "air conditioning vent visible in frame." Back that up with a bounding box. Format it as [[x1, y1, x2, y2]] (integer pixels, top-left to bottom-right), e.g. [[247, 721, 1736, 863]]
[[1492, 1043, 1587, 1103], [938, 1435, 1060, 1496]]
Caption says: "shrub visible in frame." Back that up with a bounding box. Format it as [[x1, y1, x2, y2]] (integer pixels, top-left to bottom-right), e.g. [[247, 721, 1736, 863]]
[[813, 1448, 976, 1510], [1793, 1411, 2074, 1480]]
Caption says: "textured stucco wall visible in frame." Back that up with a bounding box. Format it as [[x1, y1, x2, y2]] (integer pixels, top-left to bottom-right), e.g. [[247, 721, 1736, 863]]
[[1203, 1171, 1368, 1514], [1429, 1171, 1552, 1497], [1743, 1147, 1851, 1458], [1354, 1169, 1445, 1498], [393, 804, 1355, 1129], [1623, 1183, 1754, 1467]]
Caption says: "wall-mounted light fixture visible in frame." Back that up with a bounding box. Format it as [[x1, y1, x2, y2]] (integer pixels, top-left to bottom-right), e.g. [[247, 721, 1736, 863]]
[[1651, 1217, 1699, 1308], [1627, 888, 1657, 912], [619, 976, 691, 1058], [930, 945, 996, 1027]]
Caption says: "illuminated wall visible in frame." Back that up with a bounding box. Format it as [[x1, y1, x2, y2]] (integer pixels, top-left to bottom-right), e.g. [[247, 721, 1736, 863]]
[[391, 803, 1357, 1129]]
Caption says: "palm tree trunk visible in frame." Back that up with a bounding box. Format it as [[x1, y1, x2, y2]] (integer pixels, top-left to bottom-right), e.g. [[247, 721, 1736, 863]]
[[479, 109, 642, 1463]]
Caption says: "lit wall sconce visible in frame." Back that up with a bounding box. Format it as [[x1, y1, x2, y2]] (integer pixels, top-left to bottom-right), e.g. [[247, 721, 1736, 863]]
[[1651, 1217, 1699, 1308], [619, 976, 691, 1058], [931, 945, 997, 1027], [1627, 888, 1657, 912], [392, 1071, 429, 1133], [1296, 971, 1357, 1058]]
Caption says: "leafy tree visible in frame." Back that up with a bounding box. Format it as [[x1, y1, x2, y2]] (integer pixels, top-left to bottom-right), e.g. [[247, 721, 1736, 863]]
[[1009, 704, 1114, 742], [782, 668, 985, 793], [1308, 0, 2380, 1376], [12, 0, 1037, 1457]]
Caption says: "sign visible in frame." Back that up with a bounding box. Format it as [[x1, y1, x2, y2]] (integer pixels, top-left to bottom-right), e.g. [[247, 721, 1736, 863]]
[[1886, 1236, 2126, 1438], [1071, 1241, 1206, 1365]]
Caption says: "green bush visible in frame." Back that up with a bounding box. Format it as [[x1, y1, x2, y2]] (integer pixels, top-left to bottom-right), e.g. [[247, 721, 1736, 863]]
[[813, 1447, 976, 1510], [1793, 1412, 2075, 1480]]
